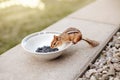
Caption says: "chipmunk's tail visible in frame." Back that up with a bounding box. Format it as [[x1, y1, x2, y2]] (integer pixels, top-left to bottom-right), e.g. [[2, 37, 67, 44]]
[[82, 38, 99, 47]]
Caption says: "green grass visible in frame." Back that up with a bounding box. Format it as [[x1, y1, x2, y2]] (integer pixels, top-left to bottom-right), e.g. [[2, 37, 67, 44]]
[[0, 0, 94, 54]]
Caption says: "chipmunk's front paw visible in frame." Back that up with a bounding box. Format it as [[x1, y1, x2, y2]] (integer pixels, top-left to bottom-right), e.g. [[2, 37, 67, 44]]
[[72, 41, 77, 44]]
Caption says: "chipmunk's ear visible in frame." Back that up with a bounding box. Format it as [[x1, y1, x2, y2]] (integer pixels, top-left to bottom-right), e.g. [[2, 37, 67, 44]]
[[54, 35, 58, 39], [54, 35, 57, 38]]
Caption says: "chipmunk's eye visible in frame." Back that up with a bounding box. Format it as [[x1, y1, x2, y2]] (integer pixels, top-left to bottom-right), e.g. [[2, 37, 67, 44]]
[[53, 43, 56, 45]]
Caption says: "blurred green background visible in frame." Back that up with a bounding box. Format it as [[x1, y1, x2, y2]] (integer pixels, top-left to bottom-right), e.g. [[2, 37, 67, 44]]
[[0, 0, 94, 54]]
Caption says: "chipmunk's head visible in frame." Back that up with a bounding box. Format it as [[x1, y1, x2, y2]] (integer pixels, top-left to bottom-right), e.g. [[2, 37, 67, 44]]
[[50, 35, 62, 48]]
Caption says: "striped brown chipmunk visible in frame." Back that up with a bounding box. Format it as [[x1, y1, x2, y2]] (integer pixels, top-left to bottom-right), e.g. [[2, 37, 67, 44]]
[[50, 27, 99, 48]]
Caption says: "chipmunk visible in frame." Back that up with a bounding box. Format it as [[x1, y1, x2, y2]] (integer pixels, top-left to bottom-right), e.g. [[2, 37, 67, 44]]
[[50, 27, 99, 48]]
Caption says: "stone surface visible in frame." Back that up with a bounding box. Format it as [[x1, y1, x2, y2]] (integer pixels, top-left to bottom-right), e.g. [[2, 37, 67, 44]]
[[68, 0, 120, 25], [0, 18, 119, 80], [80, 31, 120, 80]]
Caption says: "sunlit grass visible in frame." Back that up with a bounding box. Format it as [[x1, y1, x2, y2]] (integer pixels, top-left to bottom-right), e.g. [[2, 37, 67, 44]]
[[0, 0, 95, 54], [0, 0, 45, 10]]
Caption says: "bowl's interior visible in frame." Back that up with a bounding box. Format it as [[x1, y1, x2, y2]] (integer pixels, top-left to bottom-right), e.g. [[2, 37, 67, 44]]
[[21, 32, 71, 54]]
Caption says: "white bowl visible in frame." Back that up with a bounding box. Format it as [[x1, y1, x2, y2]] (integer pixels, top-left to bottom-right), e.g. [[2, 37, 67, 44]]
[[21, 32, 72, 60]]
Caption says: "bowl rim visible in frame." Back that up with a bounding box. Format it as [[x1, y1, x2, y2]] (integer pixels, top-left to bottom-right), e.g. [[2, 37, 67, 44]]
[[21, 31, 72, 55]]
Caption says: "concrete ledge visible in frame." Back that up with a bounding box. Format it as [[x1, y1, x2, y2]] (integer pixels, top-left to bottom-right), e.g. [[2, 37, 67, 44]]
[[68, 0, 120, 25]]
